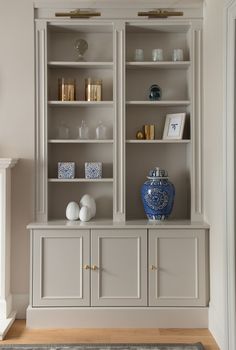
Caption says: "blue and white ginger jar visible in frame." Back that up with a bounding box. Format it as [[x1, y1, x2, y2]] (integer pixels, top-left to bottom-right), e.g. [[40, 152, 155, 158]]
[[141, 167, 175, 221]]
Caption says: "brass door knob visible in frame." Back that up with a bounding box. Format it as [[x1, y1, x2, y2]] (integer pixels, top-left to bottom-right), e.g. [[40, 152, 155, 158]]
[[83, 264, 90, 270], [91, 265, 98, 270], [150, 265, 157, 270]]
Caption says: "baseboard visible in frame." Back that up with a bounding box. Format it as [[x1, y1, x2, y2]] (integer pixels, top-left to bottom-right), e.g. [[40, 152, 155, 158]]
[[209, 303, 226, 350], [27, 306, 208, 329], [0, 294, 12, 318], [0, 311, 16, 340], [12, 294, 29, 319]]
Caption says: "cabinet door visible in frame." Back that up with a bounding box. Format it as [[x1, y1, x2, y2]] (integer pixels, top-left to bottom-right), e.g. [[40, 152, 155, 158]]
[[32, 229, 90, 307], [149, 229, 208, 306], [91, 229, 147, 306]]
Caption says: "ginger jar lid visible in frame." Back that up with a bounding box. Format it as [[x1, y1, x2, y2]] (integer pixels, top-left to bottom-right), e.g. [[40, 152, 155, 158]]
[[147, 167, 168, 179]]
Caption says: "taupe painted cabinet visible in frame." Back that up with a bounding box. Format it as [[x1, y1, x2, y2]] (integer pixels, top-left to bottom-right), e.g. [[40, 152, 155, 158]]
[[32, 228, 147, 307], [149, 229, 208, 307], [32, 229, 90, 306], [28, 0, 209, 329], [91, 229, 147, 306], [31, 228, 207, 308]]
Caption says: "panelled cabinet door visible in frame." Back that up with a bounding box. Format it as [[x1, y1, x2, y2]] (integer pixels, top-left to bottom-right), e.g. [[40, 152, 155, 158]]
[[149, 229, 208, 307], [32, 229, 90, 307], [91, 229, 147, 306]]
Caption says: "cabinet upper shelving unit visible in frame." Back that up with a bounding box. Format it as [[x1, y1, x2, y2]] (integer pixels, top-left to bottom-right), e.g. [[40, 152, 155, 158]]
[[35, 9, 203, 223]]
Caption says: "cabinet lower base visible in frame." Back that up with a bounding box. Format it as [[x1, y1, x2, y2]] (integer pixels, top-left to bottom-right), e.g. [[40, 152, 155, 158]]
[[26, 307, 208, 328]]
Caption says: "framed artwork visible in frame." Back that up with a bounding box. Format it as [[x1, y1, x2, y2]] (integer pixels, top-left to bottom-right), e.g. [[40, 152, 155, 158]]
[[162, 113, 186, 140]]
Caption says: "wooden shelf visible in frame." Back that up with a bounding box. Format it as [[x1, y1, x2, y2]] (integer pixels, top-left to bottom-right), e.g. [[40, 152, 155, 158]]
[[126, 61, 190, 69], [48, 101, 114, 107], [126, 140, 191, 144], [48, 61, 113, 69], [48, 178, 113, 183], [126, 101, 190, 106], [48, 139, 114, 144]]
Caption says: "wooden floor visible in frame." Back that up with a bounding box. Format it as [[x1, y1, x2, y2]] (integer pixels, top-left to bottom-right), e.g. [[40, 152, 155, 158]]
[[1, 320, 220, 350]]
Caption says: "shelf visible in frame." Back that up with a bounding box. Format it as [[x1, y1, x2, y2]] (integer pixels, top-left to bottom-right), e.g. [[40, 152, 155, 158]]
[[48, 23, 113, 33], [126, 140, 191, 144], [126, 24, 191, 34], [48, 178, 114, 183], [126, 101, 190, 106], [126, 61, 190, 69], [48, 139, 114, 144], [48, 101, 114, 107], [48, 61, 113, 69], [27, 219, 210, 230]]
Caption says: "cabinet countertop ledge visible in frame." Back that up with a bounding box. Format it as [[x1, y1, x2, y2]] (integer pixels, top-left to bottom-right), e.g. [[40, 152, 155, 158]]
[[27, 219, 209, 230]]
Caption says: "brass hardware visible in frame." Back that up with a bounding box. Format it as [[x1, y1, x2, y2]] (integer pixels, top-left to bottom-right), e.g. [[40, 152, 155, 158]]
[[91, 265, 98, 270], [138, 10, 183, 19], [83, 264, 90, 270], [55, 9, 101, 19], [150, 265, 157, 270]]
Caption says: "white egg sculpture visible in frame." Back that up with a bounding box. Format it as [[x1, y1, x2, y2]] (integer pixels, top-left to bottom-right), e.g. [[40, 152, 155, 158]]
[[79, 206, 92, 222], [66, 201, 80, 221], [80, 194, 96, 218]]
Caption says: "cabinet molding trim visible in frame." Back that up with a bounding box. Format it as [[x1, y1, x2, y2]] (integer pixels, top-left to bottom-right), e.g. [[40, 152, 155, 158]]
[[191, 26, 203, 221], [114, 22, 126, 221], [26, 306, 208, 328], [35, 23, 48, 222], [223, 1, 236, 349]]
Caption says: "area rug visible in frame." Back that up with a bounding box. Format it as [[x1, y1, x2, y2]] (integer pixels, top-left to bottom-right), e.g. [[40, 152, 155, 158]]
[[0, 344, 205, 350]]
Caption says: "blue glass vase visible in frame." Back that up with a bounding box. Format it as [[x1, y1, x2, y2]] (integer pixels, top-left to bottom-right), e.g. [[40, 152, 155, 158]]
[[148, 84, 161, 101], [141, 167, 175, 221]]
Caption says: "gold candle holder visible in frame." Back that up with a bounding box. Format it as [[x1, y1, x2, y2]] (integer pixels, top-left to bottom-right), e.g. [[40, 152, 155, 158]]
[[149, 125, 155, 140], [85, 78, 102, 101], [58, 78, 76, 101], [143, 124, 155, 140], [143, 125, 150, 140]]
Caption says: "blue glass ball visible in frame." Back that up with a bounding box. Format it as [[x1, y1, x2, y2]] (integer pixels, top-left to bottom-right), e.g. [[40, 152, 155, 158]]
[[148, 84, 162, 101]]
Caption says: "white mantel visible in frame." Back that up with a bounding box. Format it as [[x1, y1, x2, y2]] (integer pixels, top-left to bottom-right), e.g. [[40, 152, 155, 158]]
[[0, 158, 18, 340]]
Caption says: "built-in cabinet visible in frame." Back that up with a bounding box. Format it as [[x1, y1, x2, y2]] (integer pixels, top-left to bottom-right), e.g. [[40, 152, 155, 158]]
[[32, 229, 90, 306], [30, 227, 208, 309], [149, 229, 208, 307], [28, 0, 208, 329], [32, 228, 147, 307]]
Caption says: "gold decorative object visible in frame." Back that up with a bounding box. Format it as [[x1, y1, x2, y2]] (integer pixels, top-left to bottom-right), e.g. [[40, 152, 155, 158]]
[[138, 9, 183, 19], [149, 125, 155, 140], [144, 125, 150, 140], [85, 78, 102, 101], [136, 130, 144, 140], [58, 78, 76, 101], [55, 9, 101, 18], [143, 125, 155, 140]]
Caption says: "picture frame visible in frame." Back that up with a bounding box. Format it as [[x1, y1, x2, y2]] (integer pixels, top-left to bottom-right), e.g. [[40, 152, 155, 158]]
[[162, 113, 186, 140]]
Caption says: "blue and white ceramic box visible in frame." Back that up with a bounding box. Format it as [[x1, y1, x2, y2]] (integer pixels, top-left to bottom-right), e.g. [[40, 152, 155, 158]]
[[85, 162, 102, 179], [58, 162, 75, 179]]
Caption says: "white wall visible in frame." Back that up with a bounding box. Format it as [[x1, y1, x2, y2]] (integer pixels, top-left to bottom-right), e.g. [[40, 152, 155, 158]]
[[203, 0, 227, 349], [0, 0, 34, 312]]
